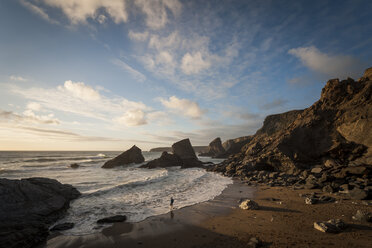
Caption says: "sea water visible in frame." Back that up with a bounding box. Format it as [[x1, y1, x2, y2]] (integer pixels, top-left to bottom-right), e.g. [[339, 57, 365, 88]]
[[0, 151, 232, 235]]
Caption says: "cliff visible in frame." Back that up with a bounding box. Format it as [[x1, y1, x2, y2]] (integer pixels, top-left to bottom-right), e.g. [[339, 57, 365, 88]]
[[214, 67, 372, 174]]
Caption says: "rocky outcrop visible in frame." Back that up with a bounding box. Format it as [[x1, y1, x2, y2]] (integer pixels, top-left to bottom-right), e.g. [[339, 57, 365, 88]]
[[102, 145, 144, 168], [199, 137, 225, 157], [150, 146, 208, 153], [142, 139, 203, 169], [218, 136, 253, 158], [0, 177, 80, 248], [213, 67, 372, 174], [141, 151, 183, 168]]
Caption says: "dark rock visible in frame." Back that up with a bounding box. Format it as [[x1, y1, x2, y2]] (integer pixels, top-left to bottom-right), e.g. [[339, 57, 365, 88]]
[[305, 197, 318, 205], [199, 137, 225, 157], [172, 138, 197, 160], [0, 178, 80, 248], [314, 219, 347, 233], [50, 222, 74, 231], [102, 145, 144, 168], [352, 210, 372, 222], [141, 152, 183, 169], [319, 195, 335, 203], [97, 215, 127, 224], [70, 163, 79, 168]]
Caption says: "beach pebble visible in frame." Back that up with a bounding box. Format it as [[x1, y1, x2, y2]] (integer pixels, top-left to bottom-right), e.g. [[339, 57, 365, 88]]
[[352, 210, 372, 222], [239, 199, 259, 210], [313, 219, 346, 233], [247, 237, 260, 247]]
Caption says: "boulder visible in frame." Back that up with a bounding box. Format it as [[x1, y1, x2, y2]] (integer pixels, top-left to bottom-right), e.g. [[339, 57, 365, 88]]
[[239, 199, 259, 210], [314, 219, 346, 233], [97, 215, 127, 224], [311, 167, 322, 174], [0, 178, 80, 248], [347, 187, 368, 200], [102, 145, 144, 168], [199, 137, 225, 157], [305, 197, 317, 205], [141, 152, 183, 169]]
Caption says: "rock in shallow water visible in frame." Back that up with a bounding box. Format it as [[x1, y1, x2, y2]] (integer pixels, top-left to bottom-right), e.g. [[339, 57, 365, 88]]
[[97, 215, 127, 224], [239, 200, 259, 210], [0, 177, 80, 248], [50, 222, 74, 231], [102, 145, 144, 168]]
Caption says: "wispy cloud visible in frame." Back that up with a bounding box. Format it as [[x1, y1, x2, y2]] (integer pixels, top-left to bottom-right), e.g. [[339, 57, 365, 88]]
[[20, 0, 60, 25], [260, 99, 288, 110], [289, 46, 366, 79], [9, 75, 27, 82], [111, 58, 146, 82], [0, 109, 60, 125]]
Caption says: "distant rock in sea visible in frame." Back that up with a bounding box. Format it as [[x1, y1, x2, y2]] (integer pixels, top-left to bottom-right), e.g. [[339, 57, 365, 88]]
[[0, 177, 81, 248], [150, 146, 208, 153], [102, 145, 144, 168], [142, 138, 203, 169], [199, 137, 225, 158]]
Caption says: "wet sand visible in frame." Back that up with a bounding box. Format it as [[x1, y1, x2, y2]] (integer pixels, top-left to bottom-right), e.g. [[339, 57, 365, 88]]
[[44, 181, 372, 248]]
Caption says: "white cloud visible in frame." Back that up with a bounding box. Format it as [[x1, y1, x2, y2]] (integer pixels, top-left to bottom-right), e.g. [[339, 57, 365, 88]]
[[111, 59, 146, 82], [134, 0, 182, 29], [27, 102, 42, 111], [181, 52, 211, 75], [58, 80, 101, 101], [114, 109, 147, 127], [9, 81, 149, 123], [0, 109, 59, 125], [288, 46, 365, 78], [128, 30, 149, 41], [160, 96, 205, 119], [9, 75, 27, 82], [39, 0, 128, 24]]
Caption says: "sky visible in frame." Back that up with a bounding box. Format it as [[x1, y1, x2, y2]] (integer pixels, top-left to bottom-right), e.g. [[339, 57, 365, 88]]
[[0, 0, 371, 151]]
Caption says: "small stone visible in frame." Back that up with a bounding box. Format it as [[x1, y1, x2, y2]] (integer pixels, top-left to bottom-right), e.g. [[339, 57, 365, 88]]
[[247, 237, 260, 248], [314, 219, 346, 233], [352, 210, 372, 222], [311, 167, 323, 174], [305, 197, 317, 205], [239, 199, 259, 210]]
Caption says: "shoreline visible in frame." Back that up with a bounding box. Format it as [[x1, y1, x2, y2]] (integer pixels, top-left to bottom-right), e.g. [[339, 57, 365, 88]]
[[43, 179, 372, 248], [44, 179, 255, 248]]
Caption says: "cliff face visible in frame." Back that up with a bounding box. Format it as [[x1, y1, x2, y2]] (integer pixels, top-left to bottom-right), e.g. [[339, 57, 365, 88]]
[[217, 67, 372, 173], [199, 137, 225, 157]]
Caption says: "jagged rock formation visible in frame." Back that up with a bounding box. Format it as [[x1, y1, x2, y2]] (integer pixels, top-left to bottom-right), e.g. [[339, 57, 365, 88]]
[[149, 146, 208, 153], [0, 178, 80, 248], [142, 139, 202, 169], [102, 145, 144, 168], [208, 67, 372, 200], [199, 137, 225, 157], [217, 136, 253, 158], [216, 68, 372, 173]]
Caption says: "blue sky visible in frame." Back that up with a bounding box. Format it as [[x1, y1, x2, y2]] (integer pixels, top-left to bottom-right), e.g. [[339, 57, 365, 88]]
[[0, 0, 371, 150]]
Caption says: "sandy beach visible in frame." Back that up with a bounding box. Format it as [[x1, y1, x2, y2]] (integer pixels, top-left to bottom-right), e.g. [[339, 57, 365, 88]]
[[43, 180, 372, 248]]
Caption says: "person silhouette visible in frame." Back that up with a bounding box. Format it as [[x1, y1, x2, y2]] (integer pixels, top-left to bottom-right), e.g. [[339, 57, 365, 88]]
[[170, 197, 174, 210]]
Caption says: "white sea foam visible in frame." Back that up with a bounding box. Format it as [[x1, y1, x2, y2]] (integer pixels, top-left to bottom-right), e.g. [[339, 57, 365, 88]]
[[0, 151, 232, 235]]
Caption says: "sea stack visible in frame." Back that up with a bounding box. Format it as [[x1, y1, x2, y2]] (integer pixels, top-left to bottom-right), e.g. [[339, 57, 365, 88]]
[[142, 138, 202, 169], [199, 137, 225, 157], [102, 145, 145, 168]]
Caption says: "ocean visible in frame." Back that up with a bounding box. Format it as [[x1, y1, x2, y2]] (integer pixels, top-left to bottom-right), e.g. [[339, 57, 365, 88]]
[[0, 151, 232, 235]]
